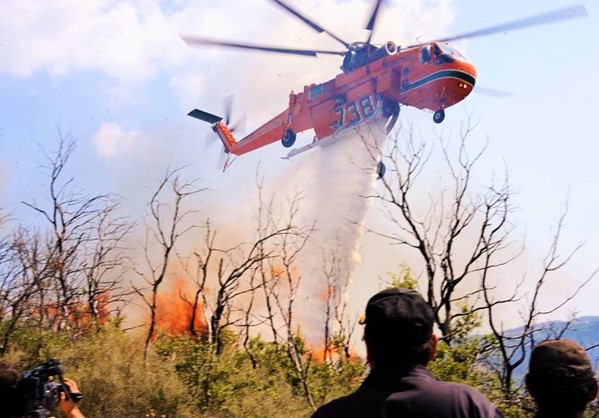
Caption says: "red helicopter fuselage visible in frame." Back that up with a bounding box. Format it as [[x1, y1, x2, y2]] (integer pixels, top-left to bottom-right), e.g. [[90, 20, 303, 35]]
[[185, 1, 586, 172], [193, 41, 476, 163]]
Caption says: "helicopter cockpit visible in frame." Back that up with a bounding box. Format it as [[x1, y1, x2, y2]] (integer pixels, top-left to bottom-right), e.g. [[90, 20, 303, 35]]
[[420, 42, 464, 65]]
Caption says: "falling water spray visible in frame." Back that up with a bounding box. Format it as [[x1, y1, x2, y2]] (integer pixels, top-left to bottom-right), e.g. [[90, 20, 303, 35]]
[[294, 118, 388, 339]]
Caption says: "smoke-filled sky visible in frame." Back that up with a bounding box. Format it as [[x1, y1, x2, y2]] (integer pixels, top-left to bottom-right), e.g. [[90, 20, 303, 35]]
[[1, 0, 599, 331]]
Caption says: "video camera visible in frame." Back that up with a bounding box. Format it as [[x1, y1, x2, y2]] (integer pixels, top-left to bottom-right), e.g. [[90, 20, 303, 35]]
[[18, 359, 82, 418]]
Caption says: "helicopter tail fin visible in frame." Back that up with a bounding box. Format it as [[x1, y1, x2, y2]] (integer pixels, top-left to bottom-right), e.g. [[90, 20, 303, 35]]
[[188, 109, 222, 124], [188, 108, 238, 155]]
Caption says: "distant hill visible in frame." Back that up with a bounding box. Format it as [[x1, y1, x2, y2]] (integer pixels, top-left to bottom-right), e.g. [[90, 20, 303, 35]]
[[557, 316, 599, 350], [499, 316, 599, 380]]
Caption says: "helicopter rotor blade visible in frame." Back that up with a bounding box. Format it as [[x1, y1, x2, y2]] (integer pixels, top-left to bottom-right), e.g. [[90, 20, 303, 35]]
[[365, 0, 385, 44], [474, 86, 514, 98], [385, 110, 399, 134], [230, 114, 246, 135], [223, 95, 234, 126], [217, 148, 228, 171], [270, 0, 350, 49], [204, 131, 218, 151], [408, 4, 587, 47], [181, 35, 344, 57], [222, 95, 246, 134]]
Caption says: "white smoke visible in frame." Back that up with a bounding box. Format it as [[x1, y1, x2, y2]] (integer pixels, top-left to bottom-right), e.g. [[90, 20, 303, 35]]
[[306, 122, 386, 268], [278, 117, 389, 341]]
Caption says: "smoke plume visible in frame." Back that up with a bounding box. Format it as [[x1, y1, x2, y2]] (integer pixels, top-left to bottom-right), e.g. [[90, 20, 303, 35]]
[[285, 118, 389, 340]]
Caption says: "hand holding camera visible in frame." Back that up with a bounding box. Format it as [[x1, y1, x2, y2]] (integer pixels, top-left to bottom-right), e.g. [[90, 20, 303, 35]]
[[18, 359, 83, 418], [58, 378, 84, 418]]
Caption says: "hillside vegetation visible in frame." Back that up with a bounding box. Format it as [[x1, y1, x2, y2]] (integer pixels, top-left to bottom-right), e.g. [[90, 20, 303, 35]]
[[3, 132, 599, 417], [0, 320, 527, 418]]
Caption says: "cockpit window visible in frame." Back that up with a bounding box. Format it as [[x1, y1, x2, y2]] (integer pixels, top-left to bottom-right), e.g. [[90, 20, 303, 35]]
[[420, 42, 464, 65], [437, 43, 453, 56], [420, 45, 432, 64], [436, 54, 455, 64], [438, 43, 465, 58], [432, 42, 456, 64]]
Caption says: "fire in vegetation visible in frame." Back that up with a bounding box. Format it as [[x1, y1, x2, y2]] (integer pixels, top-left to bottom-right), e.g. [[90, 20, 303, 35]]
[[44, 292, 110, 329], [270, 265, 299, 282], [154, 278, 208, 337], [310, 342, 363, 364]]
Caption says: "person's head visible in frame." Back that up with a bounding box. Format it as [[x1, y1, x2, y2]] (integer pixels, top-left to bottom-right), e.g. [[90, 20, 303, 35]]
[[0, 364, 22, 418], [526, 339, 598, 415], [361, 287, 436, 368]]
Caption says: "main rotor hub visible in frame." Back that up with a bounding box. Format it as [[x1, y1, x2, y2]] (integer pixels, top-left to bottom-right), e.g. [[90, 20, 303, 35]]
[[348, 42, 367, 52]]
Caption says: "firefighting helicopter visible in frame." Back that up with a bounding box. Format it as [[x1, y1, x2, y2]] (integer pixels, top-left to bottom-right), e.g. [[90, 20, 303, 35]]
[[183, 0, 587, 173]]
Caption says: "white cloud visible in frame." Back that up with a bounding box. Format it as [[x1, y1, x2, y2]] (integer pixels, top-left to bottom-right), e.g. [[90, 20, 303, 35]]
[[0, 0, 188, 82], [170, 73, 205, 110], [92, 122, 142, 158], [0, 0, 456, 87]]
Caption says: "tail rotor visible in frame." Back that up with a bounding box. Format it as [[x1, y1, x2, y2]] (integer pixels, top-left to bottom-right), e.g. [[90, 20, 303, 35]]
[[194, 96, 245, 170], [223, 95, 246, 135]]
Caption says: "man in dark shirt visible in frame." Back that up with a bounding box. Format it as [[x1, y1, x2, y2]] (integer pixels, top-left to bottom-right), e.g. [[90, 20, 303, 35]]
[[526, 339, 598, 418], [311, 287, 503, 418]]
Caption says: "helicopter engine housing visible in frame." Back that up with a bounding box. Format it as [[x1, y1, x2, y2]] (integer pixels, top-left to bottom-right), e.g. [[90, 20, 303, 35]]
[[375, 41, 397, 60]]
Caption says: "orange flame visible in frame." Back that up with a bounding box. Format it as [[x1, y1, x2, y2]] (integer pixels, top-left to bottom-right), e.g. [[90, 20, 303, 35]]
[[308, 342, 363, 364], [155, 278, 208, 337], [39, 291, 111, 330]]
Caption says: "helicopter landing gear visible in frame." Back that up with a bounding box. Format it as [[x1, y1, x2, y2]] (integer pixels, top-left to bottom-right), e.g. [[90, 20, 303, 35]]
[[376, 161, 386, 180], [281, 129, 296, 148], [382, 99, 400, 118], [433, 110, 445, 124], [383, 99, 400, 133]]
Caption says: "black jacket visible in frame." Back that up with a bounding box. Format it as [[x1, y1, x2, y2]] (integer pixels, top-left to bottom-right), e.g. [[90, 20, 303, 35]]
[[311, 364, 503, 418]]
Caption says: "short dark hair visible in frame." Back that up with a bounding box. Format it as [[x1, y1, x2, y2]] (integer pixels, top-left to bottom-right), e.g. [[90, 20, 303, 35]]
[[362, 288, 435, 367], [527, 339, 597, 412], [0, 364, 22, 418], [364, 331, 434, 366]]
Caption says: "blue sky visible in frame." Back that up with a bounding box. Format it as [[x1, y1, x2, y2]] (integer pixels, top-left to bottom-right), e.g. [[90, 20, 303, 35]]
[[1, 0, 598, 328]]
